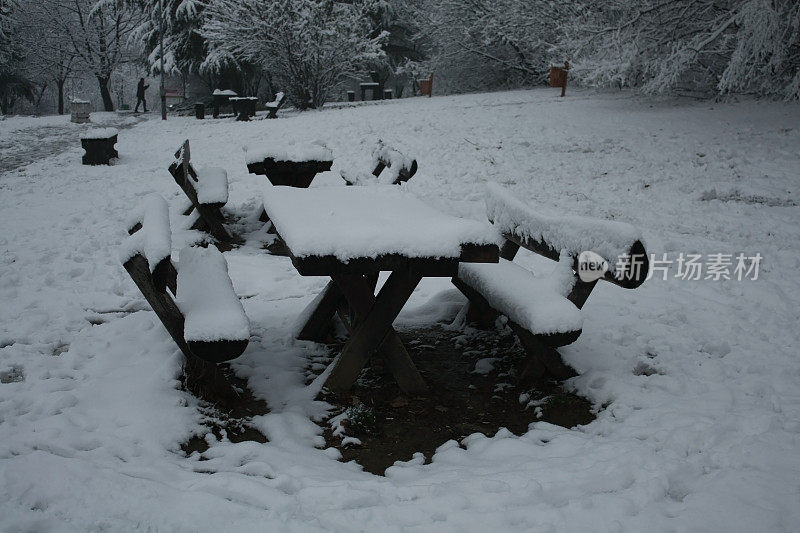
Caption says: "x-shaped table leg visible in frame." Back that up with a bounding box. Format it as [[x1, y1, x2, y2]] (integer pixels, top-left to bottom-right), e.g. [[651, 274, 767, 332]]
[[324, 271, 427, 395]]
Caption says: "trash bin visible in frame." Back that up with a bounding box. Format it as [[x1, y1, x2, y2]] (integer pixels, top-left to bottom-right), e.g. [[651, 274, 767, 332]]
[[347, 91, 355, 102], [195, 103, 205, 119], [383, 89, 393, 99]]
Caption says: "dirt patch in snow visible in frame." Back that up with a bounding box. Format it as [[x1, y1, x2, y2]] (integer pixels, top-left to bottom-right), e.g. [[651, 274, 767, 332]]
[[181, 363, 269, 457], [320, 326, 595, 475]]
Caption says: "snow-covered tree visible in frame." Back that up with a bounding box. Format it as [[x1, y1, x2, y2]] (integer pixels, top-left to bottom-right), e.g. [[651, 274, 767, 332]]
[[132, 0, 206, 77], [413, 0, 576, 93], [561, 0, 800, 100], [203, 0, 386, 109]]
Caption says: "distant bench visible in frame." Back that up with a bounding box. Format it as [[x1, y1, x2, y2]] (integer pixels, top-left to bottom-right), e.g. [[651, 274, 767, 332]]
[[168, 139, 236, 248], [340, 140, 417, 186], [264, 91, 286, 119], [452, 183, 648, 380], [120, 193, 249, 364]]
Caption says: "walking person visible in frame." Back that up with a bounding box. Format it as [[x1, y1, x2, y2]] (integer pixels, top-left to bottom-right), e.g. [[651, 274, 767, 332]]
[[135, 78, 149, 113]]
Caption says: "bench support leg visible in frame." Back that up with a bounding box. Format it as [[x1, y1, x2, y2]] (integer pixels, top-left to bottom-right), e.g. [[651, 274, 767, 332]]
[[325, 271, 427, 395], [511, 324, 576, 381], [123, 255, 240, 403], [296, 281, 343, 342]]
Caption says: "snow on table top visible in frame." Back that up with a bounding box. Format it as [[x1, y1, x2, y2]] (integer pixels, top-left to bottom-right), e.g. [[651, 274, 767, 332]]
[[244, 141, 332, 164], [212, 89, 237, 96], [263, 185, 502, 260], [80, 127, 118, 140], [118, 193, 171, 272], [176, 246, 249, 343], [458, 256, 582, 335], [194, 166, 228, 204], [229, 97, 257, 101], [486, 182, 642, 263]]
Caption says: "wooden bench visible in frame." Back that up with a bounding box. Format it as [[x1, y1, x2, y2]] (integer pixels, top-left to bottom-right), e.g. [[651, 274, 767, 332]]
[[264, 92, 287, 119], [340, 140, 418, 186], [81, 128, 118, 165], [452, 183, 648, 381], [168, 139, 236, 247], [120, 194, 250, 365]]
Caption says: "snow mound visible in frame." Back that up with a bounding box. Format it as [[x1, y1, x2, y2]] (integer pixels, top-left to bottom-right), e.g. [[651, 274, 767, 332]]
[[194, 166, 228, 205], [372, 140, 415, 184], [486, 182, 642, 263], [80, 128, 118, 140], [118, 193, 171, 272], [458, 256, 583, 335], [243, 141, 332, 164], [263, 185, 502, 260], [176, 246, 249, 343]]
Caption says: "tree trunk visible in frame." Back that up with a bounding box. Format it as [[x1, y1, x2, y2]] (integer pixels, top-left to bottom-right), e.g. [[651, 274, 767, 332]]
[[97, 76, 114, 111], [57, 79, 65, 115]]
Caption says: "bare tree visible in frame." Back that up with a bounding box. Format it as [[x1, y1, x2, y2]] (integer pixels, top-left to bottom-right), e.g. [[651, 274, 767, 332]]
[[203, 0, 386, 109], [0, 0, 36, 114], [44, 0, 143, 111], [16, 0, 77, 114]]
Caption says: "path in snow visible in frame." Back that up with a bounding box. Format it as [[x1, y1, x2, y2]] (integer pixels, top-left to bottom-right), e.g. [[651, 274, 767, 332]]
[[0, 113, 144, 175]]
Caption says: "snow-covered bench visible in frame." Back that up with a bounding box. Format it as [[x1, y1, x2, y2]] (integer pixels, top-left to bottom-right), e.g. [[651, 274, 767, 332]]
[[340, 140, 418, 186], [81, 128, 118, 165], [120, 194, 249, 364], [168, 139, 236, 247], [264, 91, 287, 119], [452, 183, 649, 380]]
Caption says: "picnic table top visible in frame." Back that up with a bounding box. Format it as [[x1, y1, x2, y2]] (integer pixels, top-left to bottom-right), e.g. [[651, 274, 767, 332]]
[[244, 142, 333, 165], [263, 185, 501, 275]]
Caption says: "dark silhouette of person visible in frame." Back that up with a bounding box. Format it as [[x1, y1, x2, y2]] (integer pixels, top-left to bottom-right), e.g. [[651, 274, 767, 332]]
[[135, 78, 149, 112]]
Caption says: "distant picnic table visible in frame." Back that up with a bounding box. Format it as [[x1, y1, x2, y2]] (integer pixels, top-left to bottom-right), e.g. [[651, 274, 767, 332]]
[[262, 185, 501, 394], [245, 143, 333, 187]]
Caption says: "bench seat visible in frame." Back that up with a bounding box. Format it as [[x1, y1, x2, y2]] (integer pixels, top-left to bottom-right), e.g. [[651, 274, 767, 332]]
[[194, 166, 229, 205], [453, 183, 648, 381], [457, 258, 583, 338], [177, 246, 249, 343], [121, 194, 249, 364]]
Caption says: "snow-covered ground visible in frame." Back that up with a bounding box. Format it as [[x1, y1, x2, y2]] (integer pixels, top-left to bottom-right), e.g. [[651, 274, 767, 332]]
[[1, 89, 799, 531]]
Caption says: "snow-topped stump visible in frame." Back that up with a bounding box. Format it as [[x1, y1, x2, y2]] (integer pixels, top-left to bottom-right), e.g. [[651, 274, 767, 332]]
[[341, 140, 418, 186], [70, 99, 91, 123], [245, 141, 333, 188], [167, 139, 235, 248], [120, 195, 248, 364], [176, 246, 249, 362], [452, 183, 649, 381], [80, 127, 118, 165], [264, 91, 287, 119]]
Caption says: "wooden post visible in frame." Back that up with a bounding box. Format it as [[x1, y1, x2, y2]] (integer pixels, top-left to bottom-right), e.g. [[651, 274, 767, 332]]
[[561, 61, 569, 97]]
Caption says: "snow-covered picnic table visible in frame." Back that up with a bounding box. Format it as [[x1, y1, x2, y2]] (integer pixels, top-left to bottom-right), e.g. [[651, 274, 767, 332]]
[[245, 142, 333, 187], [263, 185, 502, 393]]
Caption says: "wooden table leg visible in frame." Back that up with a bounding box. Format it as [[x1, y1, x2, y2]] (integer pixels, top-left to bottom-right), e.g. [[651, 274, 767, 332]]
[[325, 271, 426, 394], [296, 280, 343, 342]]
